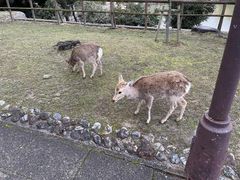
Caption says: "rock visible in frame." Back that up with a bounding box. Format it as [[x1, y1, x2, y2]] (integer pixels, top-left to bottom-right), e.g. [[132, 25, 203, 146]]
[[79, 129, 91, 141], [9, 107, 24, 123], [2, 104, 10, 111], [1, 113, 12, 120], [153, 142, 165, 152], [223, 166, 237, 180], [113, 146, 121, 152], [29, 115, 39, 125], [142, 133, 155, 143], [52, 125, 64, 135], [219, 176, 231, 180], [20, 114, 29, 123], [53, 113, 62, 121], [167, 145, 177, 151], [170, 154, 180, 164], [91, 122, 101, 132], [0, 100, 5, 107], [65, 125, 74, 131], [225, 153, 236, 167], [70, 130, 80, 140], [79, 119, 90, 128], [102, 136, 112, 148], [156, 152, 168, 161], [43, 74, 52, 79], [114, 138, 125, 151], [183, 148, 190, 155], [180, 156, 187, 165], [104, 124, 112, 134], [92, 133, 102, 145], [39, 112, 49, 120], [75, 126, 84, 131], [61, 116, 71, 125], [125, 143, 138, 154], [117, 127, 129, 139], [137, 139, 156, 160], [54, 93, 61, 97], [131, 131, 141, 139], [36, 121, 49, 130], [47, 118, 55, 126]]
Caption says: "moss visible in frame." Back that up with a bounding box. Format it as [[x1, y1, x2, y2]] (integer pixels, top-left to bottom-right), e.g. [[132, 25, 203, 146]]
[[0, 21, 239, 171]]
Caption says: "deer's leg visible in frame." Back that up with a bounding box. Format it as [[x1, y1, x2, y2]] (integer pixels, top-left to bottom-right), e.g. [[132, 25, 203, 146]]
[[99, 61, 103, 76], [79, 61, 86, 79], [90, 62, 98, 78], [146, 95, 154, 124], [72, 63, 78, 72], [134, 100, 145, 115], [160, 98, 178, 124], [176, 97, 187, 121]]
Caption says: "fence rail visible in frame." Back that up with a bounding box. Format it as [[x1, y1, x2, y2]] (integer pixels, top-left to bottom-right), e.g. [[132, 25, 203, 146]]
[[1, 0, 234, 43]]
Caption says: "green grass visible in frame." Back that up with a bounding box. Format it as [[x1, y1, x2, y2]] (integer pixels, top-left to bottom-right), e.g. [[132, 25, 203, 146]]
[[0, 21, 239, 170]]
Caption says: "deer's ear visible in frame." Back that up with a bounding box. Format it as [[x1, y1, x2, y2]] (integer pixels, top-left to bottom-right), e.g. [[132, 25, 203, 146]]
[[127, 81, 134, 87], [118, 73, 124, 82]]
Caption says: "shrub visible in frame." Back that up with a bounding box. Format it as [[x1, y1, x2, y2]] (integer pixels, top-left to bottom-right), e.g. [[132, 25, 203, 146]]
[[83, 2, 110, 24], [115, 3, 160, 27], [171, 3, 215, 29]]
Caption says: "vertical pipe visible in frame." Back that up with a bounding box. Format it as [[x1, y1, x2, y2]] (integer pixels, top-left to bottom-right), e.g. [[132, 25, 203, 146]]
[[5, 0, 13, 21], [217, 4, 227, 32], [28, 0, 36, 22], [185, 1, 240, 179]]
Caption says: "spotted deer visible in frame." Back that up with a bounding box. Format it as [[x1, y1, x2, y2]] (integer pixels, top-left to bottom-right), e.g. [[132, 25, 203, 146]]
[[66, 43, 103, 78], [112, 71, 191, 124]]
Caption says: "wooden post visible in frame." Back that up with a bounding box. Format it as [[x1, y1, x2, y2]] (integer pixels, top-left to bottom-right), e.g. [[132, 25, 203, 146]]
[[5, 0, 13, 21], [53, 0, 60, 24], [28, 0, 36, 22], [217, 4, 226, 31], [177, 4, 181, 43], [165, 0, 172, 43], [110, 1, 116, 28], [155, 6, 164, 42], [180, 3, 184, 30], [80, 0, 86, 25], [144, 1, 148, 31]]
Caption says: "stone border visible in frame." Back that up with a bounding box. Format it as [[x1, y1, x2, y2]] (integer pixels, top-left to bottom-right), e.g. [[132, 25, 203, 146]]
[[0, 100, 238, 179]]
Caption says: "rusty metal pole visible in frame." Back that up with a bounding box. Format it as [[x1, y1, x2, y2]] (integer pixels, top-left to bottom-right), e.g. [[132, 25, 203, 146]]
[[185, 1, 240, 179]]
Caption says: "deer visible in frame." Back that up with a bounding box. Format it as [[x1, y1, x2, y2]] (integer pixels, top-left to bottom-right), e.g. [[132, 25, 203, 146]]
[[112, 71, 191, 124], [66, 43, 103, 79]]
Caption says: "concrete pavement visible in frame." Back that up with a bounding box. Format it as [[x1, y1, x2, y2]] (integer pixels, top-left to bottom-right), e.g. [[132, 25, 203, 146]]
[[0, 121, 184, 180]]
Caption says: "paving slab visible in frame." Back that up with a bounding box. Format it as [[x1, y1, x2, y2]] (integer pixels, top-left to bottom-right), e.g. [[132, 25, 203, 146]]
[[0, 121, 91, 180], [74, 150, 153, 180]]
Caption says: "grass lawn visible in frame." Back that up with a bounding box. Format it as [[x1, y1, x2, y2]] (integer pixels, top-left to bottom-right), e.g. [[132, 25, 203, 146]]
[[0, 21, 239, 170]]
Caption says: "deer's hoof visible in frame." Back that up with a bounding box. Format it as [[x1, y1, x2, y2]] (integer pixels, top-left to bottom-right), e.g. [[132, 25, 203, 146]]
[[160, 119, 167, 124], [134, 111, 139, 115], [176, 117, 182, 122], [82, 76, 86, 79]]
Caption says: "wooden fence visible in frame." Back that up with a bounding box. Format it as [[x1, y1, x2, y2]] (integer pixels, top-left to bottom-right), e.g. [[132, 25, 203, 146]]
[[1, 0, 235, 43]]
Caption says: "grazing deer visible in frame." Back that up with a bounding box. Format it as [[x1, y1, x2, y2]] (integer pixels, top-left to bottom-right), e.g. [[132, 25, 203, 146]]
[[66, 44, 103, 78], [112, 71, 191, 124]]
